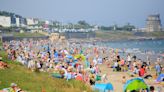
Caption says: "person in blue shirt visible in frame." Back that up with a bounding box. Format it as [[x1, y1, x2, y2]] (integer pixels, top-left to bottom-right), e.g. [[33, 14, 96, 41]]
[[155, 62, 161, 76], [85, 58, 90, 68]]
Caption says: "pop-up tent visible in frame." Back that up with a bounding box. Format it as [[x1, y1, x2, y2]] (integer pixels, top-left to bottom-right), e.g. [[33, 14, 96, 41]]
[[94, 83, 113, 92], [123, 77, 148, 92], [156, 74, 164, 82]]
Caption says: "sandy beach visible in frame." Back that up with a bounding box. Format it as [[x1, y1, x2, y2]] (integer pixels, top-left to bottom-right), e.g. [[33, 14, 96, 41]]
[[98, 63, 164, 92]]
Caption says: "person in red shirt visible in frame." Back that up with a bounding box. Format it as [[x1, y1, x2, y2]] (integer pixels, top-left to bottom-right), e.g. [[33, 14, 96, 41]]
[[139, 65, 146, 77]]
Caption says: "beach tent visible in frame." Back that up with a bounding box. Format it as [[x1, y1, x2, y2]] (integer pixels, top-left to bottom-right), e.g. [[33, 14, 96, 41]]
[[123, 78, 148, 92], [156, 74, 164, 82], [94, 83, 114, 92]]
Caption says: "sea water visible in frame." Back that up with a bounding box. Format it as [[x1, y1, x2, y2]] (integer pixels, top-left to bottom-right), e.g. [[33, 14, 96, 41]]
[[96, 39, 164, 61]]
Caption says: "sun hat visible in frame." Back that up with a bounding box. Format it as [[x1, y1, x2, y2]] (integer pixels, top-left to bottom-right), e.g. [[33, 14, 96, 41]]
[[10, 83, 17, 87]]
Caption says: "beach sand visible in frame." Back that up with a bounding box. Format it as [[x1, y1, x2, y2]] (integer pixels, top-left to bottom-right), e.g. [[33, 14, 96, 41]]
[[98, 64, 164, 92]]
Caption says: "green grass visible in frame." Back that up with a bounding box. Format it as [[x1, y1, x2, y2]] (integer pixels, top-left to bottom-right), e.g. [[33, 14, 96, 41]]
[[0, 32, 45, 37], [12, 32, 45, 37], [0, 49, 92, 92], [96, 31, 164, 40], [145, 31, 164, 37]]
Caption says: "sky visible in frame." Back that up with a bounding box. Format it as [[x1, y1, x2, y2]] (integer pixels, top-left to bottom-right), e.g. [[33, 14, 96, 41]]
[[0, 0, 164, 28]]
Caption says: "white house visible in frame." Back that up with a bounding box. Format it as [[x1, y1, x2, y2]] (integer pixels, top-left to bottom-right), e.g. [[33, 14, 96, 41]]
[[0, 16, 11, 27], [16, 17, 20, 27], [26, 18, 35, 25]]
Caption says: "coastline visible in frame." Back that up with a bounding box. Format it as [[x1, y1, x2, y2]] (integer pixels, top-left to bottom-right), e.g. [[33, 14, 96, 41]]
[[93, 37, 164, 43], [68, 36, 164, 44]]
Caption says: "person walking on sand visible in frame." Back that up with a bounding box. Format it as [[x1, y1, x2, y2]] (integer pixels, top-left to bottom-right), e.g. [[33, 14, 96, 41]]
[[155, 62, 161, 76]]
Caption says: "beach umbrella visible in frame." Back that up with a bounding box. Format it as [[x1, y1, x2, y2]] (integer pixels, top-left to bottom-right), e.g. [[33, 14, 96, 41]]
[[123, 78, 148, 92], [156, 74, 164, 82], [74, 54, 86, 61]]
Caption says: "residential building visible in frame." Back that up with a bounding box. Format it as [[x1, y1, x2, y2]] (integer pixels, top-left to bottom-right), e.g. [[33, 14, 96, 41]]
[[11, 15, 20, 27], [26, 18, 35, 25], [0, 16, 11, 27], [19, 17, 27, 27]]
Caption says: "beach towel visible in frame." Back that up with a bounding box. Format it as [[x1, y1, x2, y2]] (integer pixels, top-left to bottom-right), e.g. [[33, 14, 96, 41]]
[[156, 74, 164, 82]]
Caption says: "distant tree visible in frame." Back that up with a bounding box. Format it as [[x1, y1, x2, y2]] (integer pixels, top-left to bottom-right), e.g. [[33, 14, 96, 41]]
[[0, 11, 22, 18], [67, 23, 74, 29], [100, 26, 112, 31], [77, 20, 90, 29], [122, 23, 135, 31], [78, 20, 88, 25]]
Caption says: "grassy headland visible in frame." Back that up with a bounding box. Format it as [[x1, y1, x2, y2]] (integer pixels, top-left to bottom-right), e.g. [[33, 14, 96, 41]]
[[0, 44, 91, 92], [0, 32, 45, 37], [96, 31, 164, 41]]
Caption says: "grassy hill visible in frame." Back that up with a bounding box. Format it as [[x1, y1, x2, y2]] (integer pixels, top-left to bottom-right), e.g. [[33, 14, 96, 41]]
[[96, 31, 164, 41], [0, 32, 45, 37], [0, 49, 92, 92]]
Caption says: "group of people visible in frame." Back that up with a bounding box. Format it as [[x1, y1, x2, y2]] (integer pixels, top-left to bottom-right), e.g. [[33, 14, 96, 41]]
[[1, 39, 164, 92], [112, 53, 163, 78], [0, 58, 8, 69], [0, 83, 25, 92], [2, 39, 108, 85]]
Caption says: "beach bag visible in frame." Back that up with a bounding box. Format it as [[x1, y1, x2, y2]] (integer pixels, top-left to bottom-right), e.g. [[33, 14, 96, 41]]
[[96, 75, 101, 81], [52, 73, 62, 78]]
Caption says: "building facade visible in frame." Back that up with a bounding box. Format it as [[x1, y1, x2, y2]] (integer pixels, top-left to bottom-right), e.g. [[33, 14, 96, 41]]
[[0, 16, 11, 27], [11, 15, 20, 27], [26, 18, 35, 25], [146, 14, 162, 32], [19, 17, 27, 27]]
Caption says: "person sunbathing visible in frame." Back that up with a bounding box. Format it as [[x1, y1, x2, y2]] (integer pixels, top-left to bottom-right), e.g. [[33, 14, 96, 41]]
[[0, 61, 8, 69], [122, 76, 126, 84]]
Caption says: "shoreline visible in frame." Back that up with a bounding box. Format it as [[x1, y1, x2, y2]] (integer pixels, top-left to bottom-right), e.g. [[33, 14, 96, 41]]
[[68, 37, 164, 43], [94, 37, 164, 43]]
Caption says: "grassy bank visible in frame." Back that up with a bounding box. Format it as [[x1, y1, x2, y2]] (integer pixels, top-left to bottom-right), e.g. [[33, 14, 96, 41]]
[[0, 32, 45, 37], [13, 32, 45, 37], [96, 31, 164, 40], [0, 48, 91, 92], [144, 31, 164, 37]]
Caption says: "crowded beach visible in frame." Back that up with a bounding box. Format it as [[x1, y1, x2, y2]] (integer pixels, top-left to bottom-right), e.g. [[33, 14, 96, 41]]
[[0, 39, 164, 92]]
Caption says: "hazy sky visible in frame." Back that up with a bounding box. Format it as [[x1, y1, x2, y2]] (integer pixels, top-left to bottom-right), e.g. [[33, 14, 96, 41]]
[[0, 0, 164, 27]]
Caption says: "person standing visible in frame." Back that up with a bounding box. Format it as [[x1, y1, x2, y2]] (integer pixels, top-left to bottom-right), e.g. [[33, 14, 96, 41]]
[[155, 62, 161, 76]]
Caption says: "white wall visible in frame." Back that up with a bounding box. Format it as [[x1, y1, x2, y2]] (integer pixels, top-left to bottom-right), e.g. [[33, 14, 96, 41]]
[[16, 18, 20, 27], [26, 18, 35, 25], [0, 16, 11, 27]]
